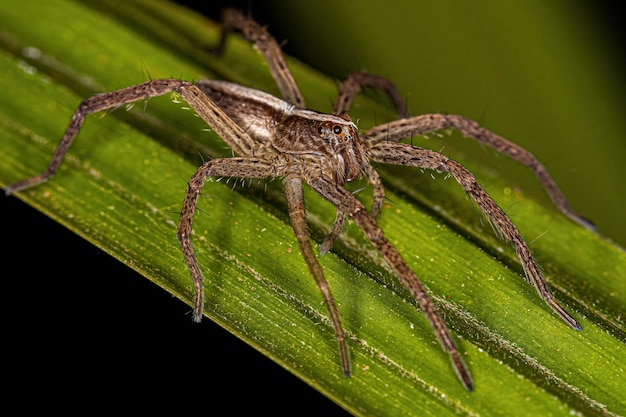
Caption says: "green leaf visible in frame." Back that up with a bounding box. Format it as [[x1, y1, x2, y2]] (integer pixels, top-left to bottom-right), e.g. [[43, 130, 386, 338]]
[[0, 1, 624, 415]]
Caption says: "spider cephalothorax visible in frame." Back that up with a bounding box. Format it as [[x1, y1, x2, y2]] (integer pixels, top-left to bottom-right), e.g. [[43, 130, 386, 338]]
[[198, 80, 367, 184]]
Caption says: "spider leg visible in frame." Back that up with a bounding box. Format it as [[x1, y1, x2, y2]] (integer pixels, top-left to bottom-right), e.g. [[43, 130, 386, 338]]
[[309, 176, 474, 391], [370, 142, 582, 330], [319, 165, 385, 255], [284, 175, 351, 376], [5, 79, 254, 195], [178, 157, 278, 322], [333, 70, 409, 118], [365, 114, 595, 231], [215, 8, 305, 109], [319, 211, 345, 256]]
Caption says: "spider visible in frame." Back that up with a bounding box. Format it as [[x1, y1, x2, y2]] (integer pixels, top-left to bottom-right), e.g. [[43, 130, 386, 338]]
[[5, 9, 594, 391]]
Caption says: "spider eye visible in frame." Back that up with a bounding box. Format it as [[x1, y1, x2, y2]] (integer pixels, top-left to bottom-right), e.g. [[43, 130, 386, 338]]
[[318, 126, 324, 135], [333, 125, 342, 135]]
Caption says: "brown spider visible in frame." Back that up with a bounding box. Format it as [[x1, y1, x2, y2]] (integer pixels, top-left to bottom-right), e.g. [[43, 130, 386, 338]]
[[5, 9, 594, 391]]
